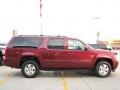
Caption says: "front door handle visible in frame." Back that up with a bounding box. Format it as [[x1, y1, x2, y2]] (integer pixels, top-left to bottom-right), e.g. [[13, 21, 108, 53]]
[[16, 51, 20, 54], [54, 53, 59, 55]]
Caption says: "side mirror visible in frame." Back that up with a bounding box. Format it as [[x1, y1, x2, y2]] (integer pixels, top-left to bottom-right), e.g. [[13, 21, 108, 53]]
[[84, 47, 88, 51]]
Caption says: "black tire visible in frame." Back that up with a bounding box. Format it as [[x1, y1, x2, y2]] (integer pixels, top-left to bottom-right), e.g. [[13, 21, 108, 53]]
[[21, 60, 39, 78], [0, 57, 3, 65], [95, 61, 112, 78]]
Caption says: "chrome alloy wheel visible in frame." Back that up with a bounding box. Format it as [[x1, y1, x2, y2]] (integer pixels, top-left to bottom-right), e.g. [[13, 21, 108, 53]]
[[99, 64, 109, 76], [24, 64, 36, 76]]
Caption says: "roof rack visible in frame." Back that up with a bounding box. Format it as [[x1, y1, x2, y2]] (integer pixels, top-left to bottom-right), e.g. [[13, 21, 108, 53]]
[[40, 34, 43, 36], [18, 35, 43, 37]]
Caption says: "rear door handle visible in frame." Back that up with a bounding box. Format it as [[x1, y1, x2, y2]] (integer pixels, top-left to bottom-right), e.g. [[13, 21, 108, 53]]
[[68, 52, 74, 54], [46, 51, 59, 55]]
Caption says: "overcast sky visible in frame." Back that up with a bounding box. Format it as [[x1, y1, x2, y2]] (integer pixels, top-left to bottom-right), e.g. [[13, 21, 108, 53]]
[[0, 0, 120, 43]]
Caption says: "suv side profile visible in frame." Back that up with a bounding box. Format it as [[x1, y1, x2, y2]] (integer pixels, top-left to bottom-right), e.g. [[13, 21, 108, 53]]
[[4, 35, 118, 78]]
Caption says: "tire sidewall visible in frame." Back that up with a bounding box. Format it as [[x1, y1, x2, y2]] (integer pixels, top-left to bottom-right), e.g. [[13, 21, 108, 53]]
[[0, 56, 3, 65], [21, 60, 39, 78], [95, 61, 112, 78]]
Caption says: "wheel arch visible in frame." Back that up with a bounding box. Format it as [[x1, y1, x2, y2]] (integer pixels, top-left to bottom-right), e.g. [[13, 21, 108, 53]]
[[94, 57, 113, 70], [20, 56, 41, 68]]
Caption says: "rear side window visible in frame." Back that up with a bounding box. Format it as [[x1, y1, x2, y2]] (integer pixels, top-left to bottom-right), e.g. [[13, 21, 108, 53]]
[[48, 38, 64, 49], [8, 37, 43, 48]]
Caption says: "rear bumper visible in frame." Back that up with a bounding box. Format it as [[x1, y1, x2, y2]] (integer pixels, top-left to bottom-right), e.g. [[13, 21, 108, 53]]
[[0, 56, 3, 64], [4, 58, 20, 68]]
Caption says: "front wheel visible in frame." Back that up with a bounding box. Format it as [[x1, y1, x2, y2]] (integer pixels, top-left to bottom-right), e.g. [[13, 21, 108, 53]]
[[95, 61, 112, 78], [21, 60, 39, 78]]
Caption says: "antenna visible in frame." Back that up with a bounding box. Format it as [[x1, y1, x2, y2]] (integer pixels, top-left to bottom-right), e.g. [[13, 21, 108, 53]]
[[40, 23, 43, 36]]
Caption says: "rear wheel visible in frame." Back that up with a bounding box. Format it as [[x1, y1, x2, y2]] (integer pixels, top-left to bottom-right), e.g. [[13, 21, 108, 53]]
[[95, 61, 112, 78], [0, 56, 3, 65], [21, 60, 39, 78]]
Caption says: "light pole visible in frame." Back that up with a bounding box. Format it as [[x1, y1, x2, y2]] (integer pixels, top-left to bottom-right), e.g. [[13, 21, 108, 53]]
[[40, 0, 43, 35], [92, 16, 101, 44], [13, 29, 17, 36], [96, 31, 100, 44]]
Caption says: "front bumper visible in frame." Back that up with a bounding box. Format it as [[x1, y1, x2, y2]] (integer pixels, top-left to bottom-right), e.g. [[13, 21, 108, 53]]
[[113, 60, 119, 72]]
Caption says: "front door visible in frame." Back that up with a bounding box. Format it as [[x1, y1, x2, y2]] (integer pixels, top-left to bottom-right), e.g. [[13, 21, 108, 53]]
[[66, 39, 94, 68]]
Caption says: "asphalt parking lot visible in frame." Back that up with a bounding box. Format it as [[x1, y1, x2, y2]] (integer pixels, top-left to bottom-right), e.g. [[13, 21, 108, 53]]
[[0, 64, 120, 90]]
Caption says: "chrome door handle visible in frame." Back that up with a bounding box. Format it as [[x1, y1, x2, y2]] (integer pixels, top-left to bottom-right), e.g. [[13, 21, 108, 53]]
[[16, 52, 20, 54], [54, 53, 58, 55]]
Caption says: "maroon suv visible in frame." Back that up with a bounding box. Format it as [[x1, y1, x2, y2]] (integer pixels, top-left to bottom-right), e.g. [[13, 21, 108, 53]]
[[4, 35, 118, 78]]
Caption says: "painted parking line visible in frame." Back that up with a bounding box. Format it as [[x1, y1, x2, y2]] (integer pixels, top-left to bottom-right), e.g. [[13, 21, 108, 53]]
[[0, 76, 11, 86], [60, 71, 68, 90], [0, 73, 14, 86]]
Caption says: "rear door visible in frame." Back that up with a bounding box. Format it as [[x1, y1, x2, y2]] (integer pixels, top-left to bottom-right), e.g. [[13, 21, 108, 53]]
[[43, 37, 66, 68]]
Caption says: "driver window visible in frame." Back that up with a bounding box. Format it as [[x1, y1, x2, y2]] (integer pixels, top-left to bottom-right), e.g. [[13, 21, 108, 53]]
[[68, 39, 86, 50]]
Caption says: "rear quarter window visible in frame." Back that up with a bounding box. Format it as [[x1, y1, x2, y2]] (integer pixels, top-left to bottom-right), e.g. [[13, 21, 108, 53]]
[[8, 37, 43, 48]]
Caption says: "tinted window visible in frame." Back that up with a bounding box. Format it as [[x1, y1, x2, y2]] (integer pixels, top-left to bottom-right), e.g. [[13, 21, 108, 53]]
[[8, 37, 43, 48], [68, 39, 86, 50], [0, 44, 5, 46], [48, 38, 64, 49]]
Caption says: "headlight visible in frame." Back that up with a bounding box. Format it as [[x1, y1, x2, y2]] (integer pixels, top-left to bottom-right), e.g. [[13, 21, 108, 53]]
[[115, 54, 117, 59]]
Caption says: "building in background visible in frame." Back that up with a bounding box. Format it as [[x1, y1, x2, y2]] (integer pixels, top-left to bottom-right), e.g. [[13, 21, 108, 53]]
[[98, 40, 120, 50], [108, 40, 120, 50]]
